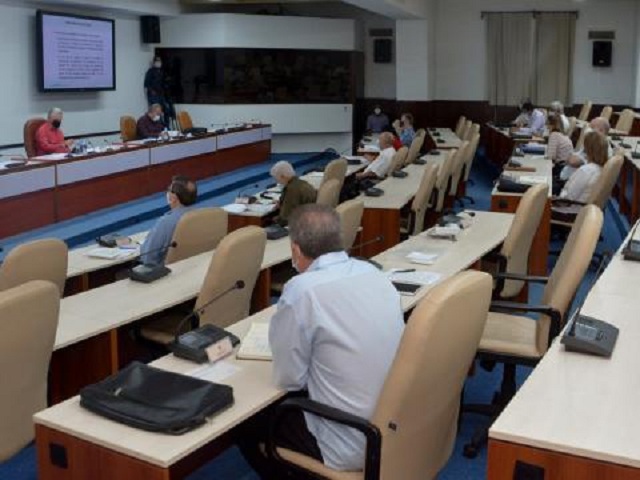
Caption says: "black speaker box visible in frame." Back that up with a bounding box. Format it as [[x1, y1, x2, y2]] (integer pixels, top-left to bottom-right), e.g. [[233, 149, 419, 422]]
[[374, 38, 393, 64], [592, 41, 612, 67], [141, 16, 161, 44]]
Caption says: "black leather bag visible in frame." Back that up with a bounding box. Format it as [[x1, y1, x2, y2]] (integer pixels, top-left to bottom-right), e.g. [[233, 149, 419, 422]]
[[80, 362, 234, 435], [496, 177, 531, 194]]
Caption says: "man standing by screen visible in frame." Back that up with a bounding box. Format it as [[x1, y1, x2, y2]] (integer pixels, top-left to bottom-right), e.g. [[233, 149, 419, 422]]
[[144, 57, 173, 128], [35, 108, 74, 157]]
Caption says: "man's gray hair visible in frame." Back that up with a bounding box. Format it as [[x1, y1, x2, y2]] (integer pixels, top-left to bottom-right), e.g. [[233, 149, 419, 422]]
[[270, 160, 296, 179], [550, 101, 564, 114], [47, 107, 63, 118], [591, 116, 611, 134], [289, 204, 344, 260], [149, 103, 163, 113]]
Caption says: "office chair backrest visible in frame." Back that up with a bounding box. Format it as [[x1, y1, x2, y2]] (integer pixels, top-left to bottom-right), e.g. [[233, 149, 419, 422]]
[[0, 280, 59, 462], [455, 116, 466, 138], [336, 199, 364, 250], [165, 208, 228, 265], [578, 101, 592, 122], [196, 226, 266, 329], [177, 111, 194, 131], [410, 163, 439, 236], [575, 125, 588, 151], [587, 155, 623, 210], [462, 132, 481, 183], [321, 158, 348, 192], [600, 106, 613, 121], [373, 271, 492, 480], [0, 238, 68, 296], [464, 123, 480, 142], [499, 184, 548, 298], [434, 149, 457, 212], [540, 205, 603, 353], [615, 109, 634, 134], [388, 146, 409, 172], [566, 116, 577, 137], [316, 178, 341, 208], [448, 140, 470, 196], [23, 118, 47, 158], [416, 128, 426, 138], [460, 120, 473, 142], [120, 115, 137, 142], [405, 134, 425, 166]]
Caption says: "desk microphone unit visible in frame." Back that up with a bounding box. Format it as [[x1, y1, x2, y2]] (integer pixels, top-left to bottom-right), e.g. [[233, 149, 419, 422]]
[[632, 143, 640, 160], [622, 219, 640, 262], [391, 170, 409, 178], [561, 253, 619, 357], [127, 241, 177, 283], [171, 281, 245, 363], [364, 187, 384, 197]]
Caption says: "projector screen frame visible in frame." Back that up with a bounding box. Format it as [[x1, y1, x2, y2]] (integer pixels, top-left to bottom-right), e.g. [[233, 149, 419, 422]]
[[36, 9, 117, 93]]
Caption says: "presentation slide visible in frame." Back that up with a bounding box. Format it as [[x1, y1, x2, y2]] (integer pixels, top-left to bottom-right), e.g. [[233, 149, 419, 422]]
[[40, 13, 115, 91]]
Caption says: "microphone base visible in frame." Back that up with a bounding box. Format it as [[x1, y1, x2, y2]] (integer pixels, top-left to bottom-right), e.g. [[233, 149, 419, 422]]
[[561, 314, 619, 358], [171, 325, 241, 363], [623, 239, 640, 262], [127, 264, 172, 283]]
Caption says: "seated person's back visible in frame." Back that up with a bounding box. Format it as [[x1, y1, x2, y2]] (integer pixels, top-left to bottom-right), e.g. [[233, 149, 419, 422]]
[[270, 205, 404, 470], [546, 113, 573, 164], [270, 161, 317, 226], [140, 175, 197, 265], [137, 103, 165, 139]]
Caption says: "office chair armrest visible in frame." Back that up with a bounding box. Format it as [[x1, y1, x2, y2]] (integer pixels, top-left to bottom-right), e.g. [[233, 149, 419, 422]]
[[492, 272, 549, 284], [481, 250, 507, 294], [490, 301, 563, 339], [267, 397, 382, 480]]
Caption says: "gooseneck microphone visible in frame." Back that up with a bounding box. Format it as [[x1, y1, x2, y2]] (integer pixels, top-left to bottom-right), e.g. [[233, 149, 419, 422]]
[[127, 241, 178, 283], [236, 183, 260, 203], [350, 235, 385, 270], [170, 280, 246, 363]]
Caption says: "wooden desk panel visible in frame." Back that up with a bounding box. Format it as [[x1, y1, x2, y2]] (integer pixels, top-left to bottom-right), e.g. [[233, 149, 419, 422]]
[[147, 152, 219, 193], [216, 141, 271, 174], [0, 188, 56, 238], [488, 440, 640, 480], [482, 125, 515, 167], [361, 208, 401, 257]]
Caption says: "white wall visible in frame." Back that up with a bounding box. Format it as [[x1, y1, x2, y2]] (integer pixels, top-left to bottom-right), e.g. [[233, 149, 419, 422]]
[[396, 19, 432, 101], [362, 15, 397, 99], [161, 14, 357, 153], [433, 0, 639, 105], [0, 2, 152, 146]]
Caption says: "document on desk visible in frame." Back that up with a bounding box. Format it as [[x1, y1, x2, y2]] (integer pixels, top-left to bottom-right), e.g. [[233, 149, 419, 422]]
[[387, 270, 442, 286], [237, 322, 272, 361], [518, 175, 548, 185], [87, 247, 138, 260], [405, 251, 440, 265], [307, 171, 325, 178], [186, 360, 241, 384]]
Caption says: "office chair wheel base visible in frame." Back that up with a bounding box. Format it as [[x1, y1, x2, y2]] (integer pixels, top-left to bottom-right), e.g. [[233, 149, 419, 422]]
[[463, 443, 479, 459]]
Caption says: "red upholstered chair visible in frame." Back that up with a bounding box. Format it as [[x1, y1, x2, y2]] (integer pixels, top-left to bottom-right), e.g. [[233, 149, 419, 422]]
[[23, 118, 47, 158]]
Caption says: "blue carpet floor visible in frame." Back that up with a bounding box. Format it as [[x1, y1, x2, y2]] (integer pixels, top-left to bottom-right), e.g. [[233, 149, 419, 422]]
[[0, 147, 629, 480]]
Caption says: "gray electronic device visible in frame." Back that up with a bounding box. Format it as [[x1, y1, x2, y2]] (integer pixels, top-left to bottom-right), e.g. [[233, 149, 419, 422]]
[[561, 314, 619, 357]]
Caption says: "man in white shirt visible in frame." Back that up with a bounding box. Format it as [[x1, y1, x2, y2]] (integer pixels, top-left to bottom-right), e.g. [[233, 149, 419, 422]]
[[266, 204, 404, 472], [357, 131, 395, 180], [515, 101, 546, 136]]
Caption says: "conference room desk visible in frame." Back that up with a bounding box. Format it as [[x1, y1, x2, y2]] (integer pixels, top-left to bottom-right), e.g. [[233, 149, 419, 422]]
[[0, 125, 272, 238], [426, 127, 462, 150], [49, 236, 291, 404], [34, 210, 513, 480], [482, 124, 516, 167], [358, 152, 448, 257], [491, 155, 552, 276], [610, 136, 640, 223], [488, 226, 640, 480]]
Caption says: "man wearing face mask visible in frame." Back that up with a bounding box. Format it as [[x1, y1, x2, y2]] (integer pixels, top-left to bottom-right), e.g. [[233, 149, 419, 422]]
[[137, 104, 165, 139], [140, 175, 197, 266], [35, 107, 74, 157], [366, 105, 390, 134]]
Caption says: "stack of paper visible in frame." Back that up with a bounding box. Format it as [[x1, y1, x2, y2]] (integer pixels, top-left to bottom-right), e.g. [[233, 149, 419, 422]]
[[237, 322, 272, 361], [87, 247, 127, 260], [406, 251, 440, 265], [518, 175, 548, 185], [387, 270, 442, 286]]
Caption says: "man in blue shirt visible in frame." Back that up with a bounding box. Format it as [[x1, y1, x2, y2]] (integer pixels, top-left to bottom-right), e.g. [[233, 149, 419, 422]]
[[238, 205, 404, 476], [140, 176, 197, 266], [394, 112, 416, 147], [366, 105, 390, 133]]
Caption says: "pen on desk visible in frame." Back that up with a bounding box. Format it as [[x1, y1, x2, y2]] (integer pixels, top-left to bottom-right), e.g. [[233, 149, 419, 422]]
[[393, 269, 416, 274]]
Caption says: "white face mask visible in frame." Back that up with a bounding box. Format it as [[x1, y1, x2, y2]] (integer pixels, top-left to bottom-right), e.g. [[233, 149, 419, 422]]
[[374, 108, 381, 115], [153, 115, 161, 122], [154, 62, 162, 69]]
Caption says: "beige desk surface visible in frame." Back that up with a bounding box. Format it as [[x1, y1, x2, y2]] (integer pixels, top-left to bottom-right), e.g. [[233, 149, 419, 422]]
[[55, 237, 291, 351], [66, 232, 147, 278], [491, 155, 553, 198], [430, 129, 462, 149], [490, 225, 640, 468], [36, 210, 513, 469], [360, 152, 448, 210], [611, 136, 640, 169]]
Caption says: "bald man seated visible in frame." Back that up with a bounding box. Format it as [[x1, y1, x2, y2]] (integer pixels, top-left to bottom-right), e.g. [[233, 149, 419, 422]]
[[35, 108, 74, 156], [270, 161, 317, 226], [356, 131, 396, 181]]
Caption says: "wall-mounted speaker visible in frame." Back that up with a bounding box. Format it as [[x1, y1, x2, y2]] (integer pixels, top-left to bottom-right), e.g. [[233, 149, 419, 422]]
[[592, 41, 612, 67], [141, 16, 161, 44], [374, 38, 393, 64]]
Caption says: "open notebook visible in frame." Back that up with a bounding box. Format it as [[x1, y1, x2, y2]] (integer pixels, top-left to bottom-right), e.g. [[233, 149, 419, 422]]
[[236, 322, 272, 361]]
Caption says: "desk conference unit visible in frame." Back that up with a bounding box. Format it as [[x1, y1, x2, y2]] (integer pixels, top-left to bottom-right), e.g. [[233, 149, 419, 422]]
[[0, 125, 272, 238]]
